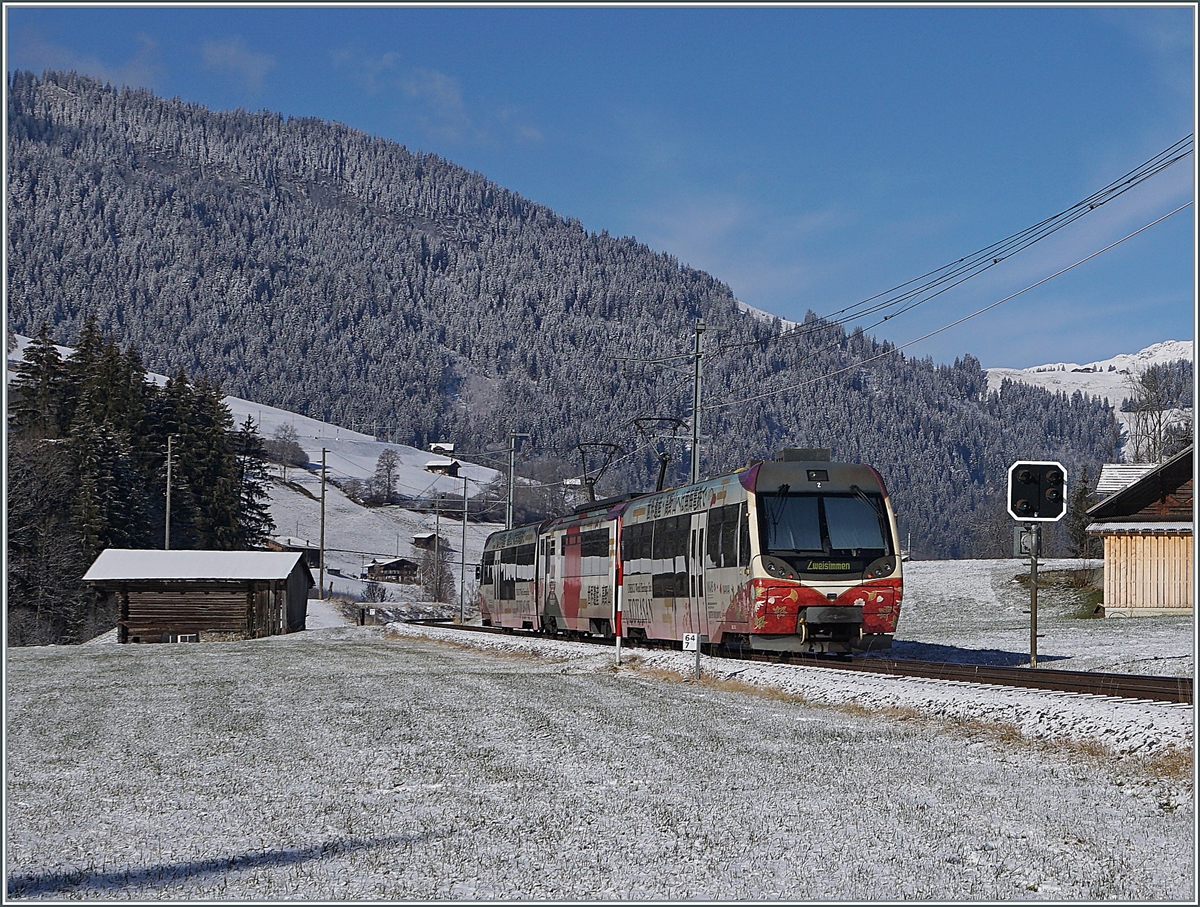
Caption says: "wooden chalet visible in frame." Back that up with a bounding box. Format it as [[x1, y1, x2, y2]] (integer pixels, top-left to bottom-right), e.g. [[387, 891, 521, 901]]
[[366, 556, 420, 584], [264, 536, 321, 568], [1086, 444, 1194, 617], [412, 532, 450, 551], [84, 549, 314, 643], [424, 458, 461, 477]]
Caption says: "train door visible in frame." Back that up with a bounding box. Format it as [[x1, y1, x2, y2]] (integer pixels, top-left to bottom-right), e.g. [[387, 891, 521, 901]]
[[687, 511, 708, 642], [542, 529, 565, 632]]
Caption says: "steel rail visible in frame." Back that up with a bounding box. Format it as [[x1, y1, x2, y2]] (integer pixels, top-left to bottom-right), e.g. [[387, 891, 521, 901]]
[[405, 620, 1192, 704]]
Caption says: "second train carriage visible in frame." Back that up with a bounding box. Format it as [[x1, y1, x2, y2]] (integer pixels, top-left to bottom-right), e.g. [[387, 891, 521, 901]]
[[478, 450, 903, 653]]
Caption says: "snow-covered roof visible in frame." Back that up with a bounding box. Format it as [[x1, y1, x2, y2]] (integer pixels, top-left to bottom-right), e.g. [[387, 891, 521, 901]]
[[369, 556, 418, 567], [268, 536, 320, 550], [84, 549, 310, 582], [1087, 521, 1194, 535], [1096, 463, 1158, 496]]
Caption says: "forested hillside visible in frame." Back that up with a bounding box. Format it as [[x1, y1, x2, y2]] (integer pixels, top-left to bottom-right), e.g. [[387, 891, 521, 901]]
[[6, 70, 1120, 557]]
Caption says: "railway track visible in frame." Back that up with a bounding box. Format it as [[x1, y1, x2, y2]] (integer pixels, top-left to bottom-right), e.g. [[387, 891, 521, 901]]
[[410, 620, 1193, 705]]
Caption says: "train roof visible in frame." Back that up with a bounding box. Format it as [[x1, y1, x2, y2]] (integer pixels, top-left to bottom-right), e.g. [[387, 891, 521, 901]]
[[483, 458, 890, 547], [753, 459, 887, 495]]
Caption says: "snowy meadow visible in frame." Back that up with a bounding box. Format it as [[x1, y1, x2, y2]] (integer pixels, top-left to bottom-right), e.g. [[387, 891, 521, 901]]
[[4, 561, 1194, 901]]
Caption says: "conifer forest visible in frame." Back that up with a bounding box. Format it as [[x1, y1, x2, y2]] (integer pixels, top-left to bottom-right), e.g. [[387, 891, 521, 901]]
[[6, 71, 1132, 642]]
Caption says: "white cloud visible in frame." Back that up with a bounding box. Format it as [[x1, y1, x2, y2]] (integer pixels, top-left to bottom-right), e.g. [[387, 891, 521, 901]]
[[630, 190, 860, 312], [11, 30, 163, 91], [330, 49, 542, 150], [401, 67, 473, 144], [201, 37, 276, 95]]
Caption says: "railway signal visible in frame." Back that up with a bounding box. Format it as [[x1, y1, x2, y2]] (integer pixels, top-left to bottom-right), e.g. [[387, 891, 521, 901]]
[[1006, 460, 1066, 670], [1007, 461, 1067, 522]]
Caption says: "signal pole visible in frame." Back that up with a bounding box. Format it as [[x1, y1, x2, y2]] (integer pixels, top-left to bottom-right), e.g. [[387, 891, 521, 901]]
[[1007, 461, 1065, 670], [1029, 524, 1040, 668], [460, 474, 468, 624]]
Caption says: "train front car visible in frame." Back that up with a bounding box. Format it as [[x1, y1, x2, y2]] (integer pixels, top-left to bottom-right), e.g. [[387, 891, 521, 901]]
[[746, 456, 902, 653]]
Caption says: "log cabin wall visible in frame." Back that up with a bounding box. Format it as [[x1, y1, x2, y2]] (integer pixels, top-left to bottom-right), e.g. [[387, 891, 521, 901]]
[[120, 582, 253, 642], [1102, 532, 1194, 616], [115, 580, 299, 642]]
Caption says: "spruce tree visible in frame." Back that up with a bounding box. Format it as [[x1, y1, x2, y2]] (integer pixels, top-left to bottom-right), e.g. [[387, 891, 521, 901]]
[[231, 416, 277, 547], [7, 324, 67, 439]]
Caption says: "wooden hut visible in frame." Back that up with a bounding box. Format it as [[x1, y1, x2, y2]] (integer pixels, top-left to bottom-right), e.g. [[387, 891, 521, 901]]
[[1086, 445, 1193, 617], [424, 458, 461, 477], [84, 549, 314, 643]]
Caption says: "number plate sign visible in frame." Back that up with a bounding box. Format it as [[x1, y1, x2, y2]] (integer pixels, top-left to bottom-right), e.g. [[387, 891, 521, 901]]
[[683, 633, 699, 651]]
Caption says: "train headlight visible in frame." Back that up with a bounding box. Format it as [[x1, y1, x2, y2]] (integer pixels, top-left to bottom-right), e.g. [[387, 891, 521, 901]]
[[762, 556, 797, 580], [864, 556, 895, 579]]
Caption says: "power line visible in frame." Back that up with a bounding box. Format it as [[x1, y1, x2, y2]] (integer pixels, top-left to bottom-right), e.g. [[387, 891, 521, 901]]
[[707, 200, 1193, 412], [708, 134, 1193, 356]]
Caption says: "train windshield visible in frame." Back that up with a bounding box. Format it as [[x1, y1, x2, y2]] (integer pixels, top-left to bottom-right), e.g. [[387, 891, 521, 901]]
[[759, 492, 892, 566]]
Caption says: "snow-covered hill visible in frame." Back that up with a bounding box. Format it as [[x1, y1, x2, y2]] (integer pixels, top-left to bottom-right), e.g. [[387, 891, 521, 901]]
[[7, 334, 506, 602], [985, 340, 1193, 456]]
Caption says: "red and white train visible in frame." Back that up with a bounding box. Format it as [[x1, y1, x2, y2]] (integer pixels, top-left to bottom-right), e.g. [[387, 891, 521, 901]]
[[479, 450, 903, 654]]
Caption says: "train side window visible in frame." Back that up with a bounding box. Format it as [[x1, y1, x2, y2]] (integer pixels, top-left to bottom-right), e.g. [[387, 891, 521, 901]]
[[623, 522, 652, 573], [705, 506, 723, 569], [738, 503, 751, 567], [581, 528, 609, 559]]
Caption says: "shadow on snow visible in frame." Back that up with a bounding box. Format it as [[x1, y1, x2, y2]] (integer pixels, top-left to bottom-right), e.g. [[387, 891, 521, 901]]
[[873, 640, 1069, 667], [6, 834, 421, 898]]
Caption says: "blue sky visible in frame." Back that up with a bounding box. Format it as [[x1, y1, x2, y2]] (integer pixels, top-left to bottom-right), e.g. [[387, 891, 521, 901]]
[[5, 3, 1195, 368]]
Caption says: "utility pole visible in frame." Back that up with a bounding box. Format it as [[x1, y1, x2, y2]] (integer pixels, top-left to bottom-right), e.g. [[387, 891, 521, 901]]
[[460, 474, 468, 624], [506, 432, 530, 530], [690, 319, 706, 485], [164, 434, 177, 549], [319, 448, 327, 600]]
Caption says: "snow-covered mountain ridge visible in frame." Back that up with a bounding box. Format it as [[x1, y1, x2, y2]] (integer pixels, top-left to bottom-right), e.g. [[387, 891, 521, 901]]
[[1004, 339, 1192, 377], [984, 339, 1191, 425]]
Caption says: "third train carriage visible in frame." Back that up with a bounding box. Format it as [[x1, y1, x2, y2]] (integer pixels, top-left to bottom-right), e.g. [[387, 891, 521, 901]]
[[479, 449, 903, 653]]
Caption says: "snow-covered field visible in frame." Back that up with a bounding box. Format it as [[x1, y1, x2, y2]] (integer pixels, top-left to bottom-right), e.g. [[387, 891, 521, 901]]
[[5, 563, 1193, 901]]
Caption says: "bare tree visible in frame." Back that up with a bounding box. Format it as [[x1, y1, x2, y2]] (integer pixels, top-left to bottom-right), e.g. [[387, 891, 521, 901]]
[[373, 449, 401, 503], [418, 547, 455, 603], [362, 581, 391, 603], [264, 423, 308, 480], [1123, 364, 1191, 463]]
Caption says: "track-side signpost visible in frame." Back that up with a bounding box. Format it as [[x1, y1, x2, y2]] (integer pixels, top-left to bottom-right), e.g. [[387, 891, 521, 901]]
[[1007, 461, 1067, 668], [683, 632, 705, 679]]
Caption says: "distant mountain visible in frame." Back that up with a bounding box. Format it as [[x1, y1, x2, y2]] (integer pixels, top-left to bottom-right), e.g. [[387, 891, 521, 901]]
[[986, 341, 1193, 456], [5, 70, 1121, 557]]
